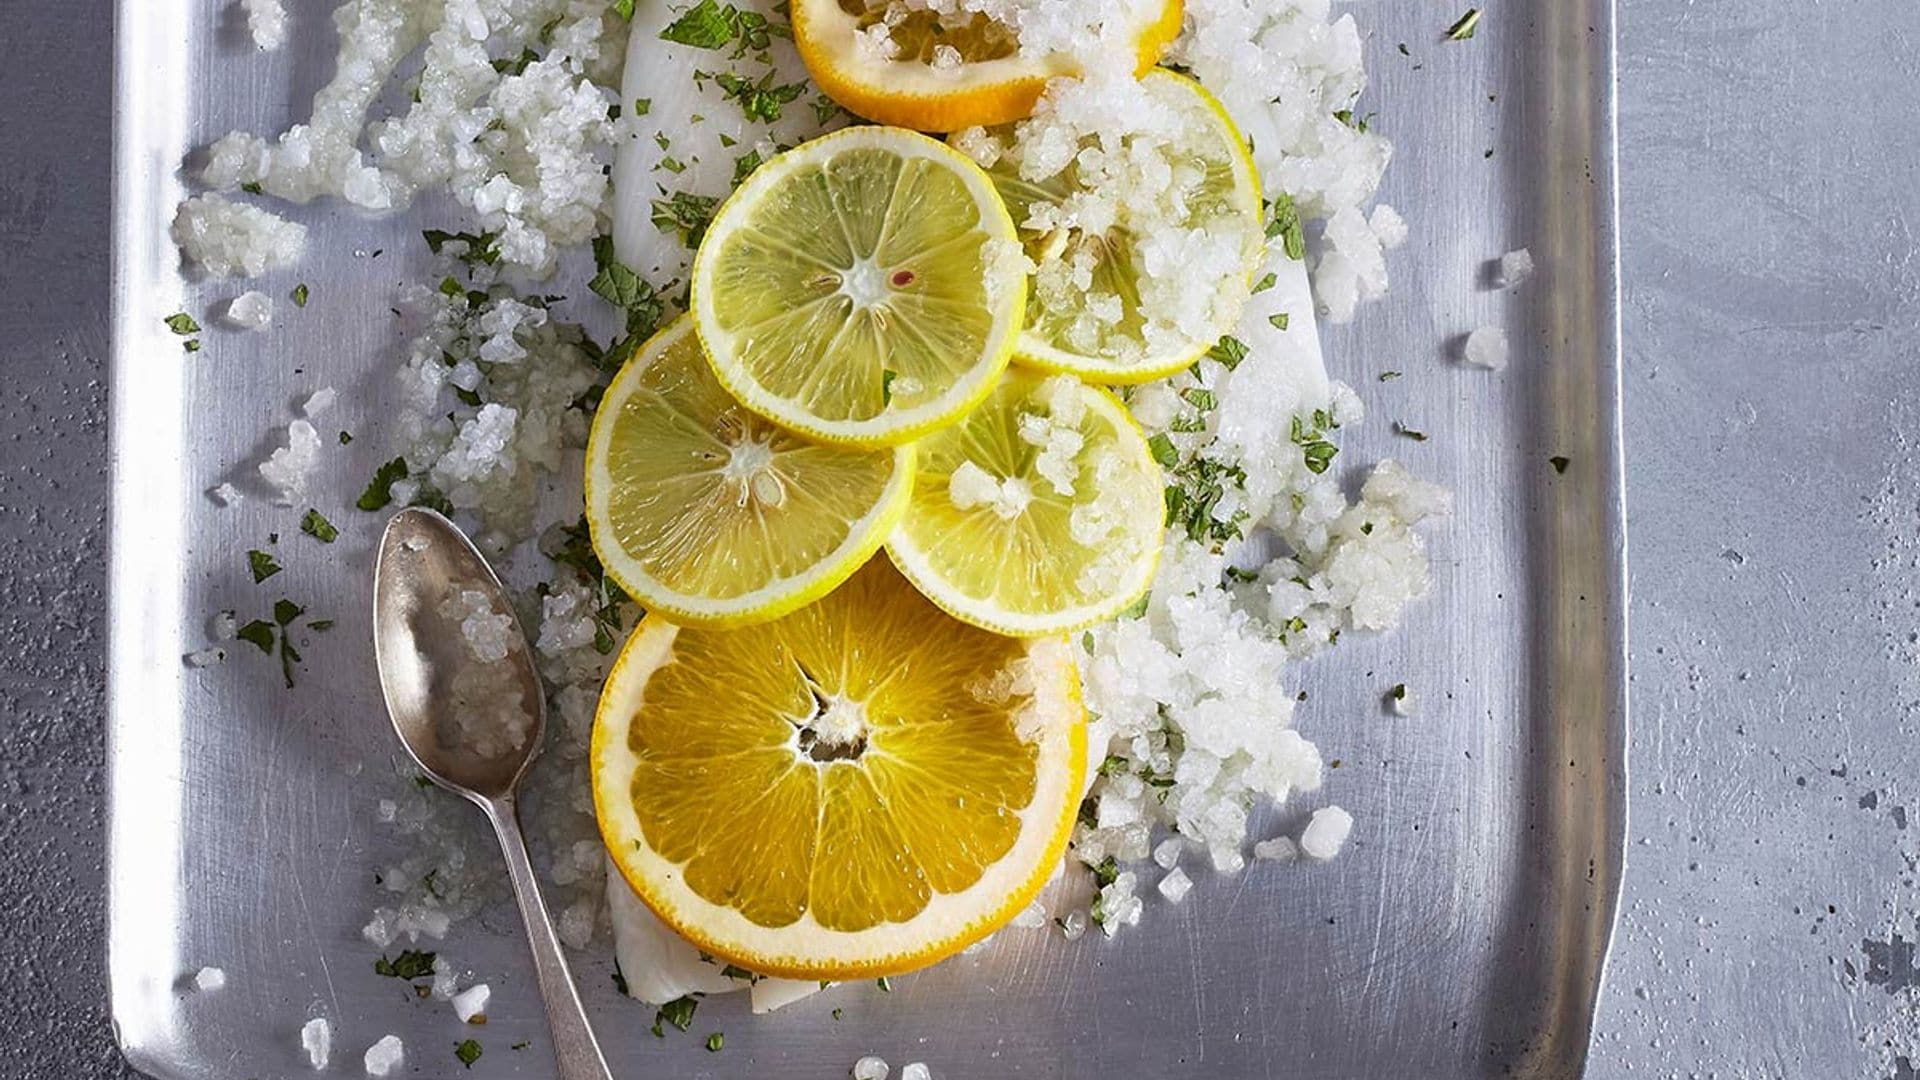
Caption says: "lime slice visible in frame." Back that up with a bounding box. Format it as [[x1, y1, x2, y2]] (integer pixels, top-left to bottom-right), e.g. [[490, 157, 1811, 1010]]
[[886, 368, 1164, 636], [972, 69, 1264, 384], [692, 126, 1027, 447], [585, 316, 913, 628]]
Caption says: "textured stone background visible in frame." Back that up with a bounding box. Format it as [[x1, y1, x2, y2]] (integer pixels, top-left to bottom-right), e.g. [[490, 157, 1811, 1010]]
[[2, 1, 1916, 1077]]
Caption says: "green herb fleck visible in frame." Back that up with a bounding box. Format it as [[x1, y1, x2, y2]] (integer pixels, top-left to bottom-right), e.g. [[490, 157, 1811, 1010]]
[[832, 1007, 845, 1021], [612, 960, 630, 996], [660, 0, 738, 49], [1379, 370, 1402, 381], [875, 976, 893, 993], [511, 1041, 530, 1051], [1290, 415, 1339, 475], [454, 1039, 482, 1068], [356, 457, 410, 512], [1119, 592, 1151, 619], [732, 148, 765, 186], [705, 1033, 724, 1052], [880, 369, 898, 406], [712, 69, 806, 124], [590, 236, 668, 343], [183, 339, 203, 352], [1090, 855, 1119, 889], [236, 620, 275, 653], [308, 619, 335, 632], [720, 964, 759, 982], [1146, 433, 1180, 468], [1180, 388, 1217, 411], [655, 995, 699, 1034], [421, 229, 501, 266], [240, 180, 264, 194], [1207, 335, 1249, 370], [1266, 193, 1306, 261], [1392, 420, 1429, 442], [273, 598, 303, 626], [1446, 8, 1482, 40], [1251, 272, 1277, 294], [373, 950, 437, 980], [1549, 455, 1571, 474], [291, 283, 310, 308], [247, 549, 282, 583], [1269, 312, 1290, 331], [164, 312, 200, 335], [633, 97, 652, 116], [299, 509, 338, 543], [650, 190, 720, 249], [453, 386, 483, 407]]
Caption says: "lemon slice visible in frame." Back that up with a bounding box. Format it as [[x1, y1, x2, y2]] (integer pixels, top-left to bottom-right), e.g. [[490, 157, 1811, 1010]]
[[791, 0, 1182, 132], [975, 69, 1265, 384], [593, 557, 1086, 979], [887, 368, 1164, 636], [585, 316, 913, 628], [691, 126, 1026, 447]]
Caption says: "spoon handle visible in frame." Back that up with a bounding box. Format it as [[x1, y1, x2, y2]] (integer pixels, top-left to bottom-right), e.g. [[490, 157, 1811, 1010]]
[[484, 794, 615, 1080]]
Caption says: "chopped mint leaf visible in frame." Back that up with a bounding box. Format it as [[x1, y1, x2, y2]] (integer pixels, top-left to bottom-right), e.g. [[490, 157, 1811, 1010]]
[[832, 1008, 845, 1021], [236, 620, 275, 653], [633, 97, 652, 116], [880, 369, 898, 406], [1119, 592, 1151, 619], [719, 964, 758, 982], [240, 180, 264, 194], [658, 155, 687, 174], [272, 598, 303, 625], [650, 190, 720, 249], [1180, 388, 1217, 411], [1146, 433, 1180, 468], [356, 457, 410, 512], [875, 976, 893, 993], [659, 0, 736, 49], [420, 229, 500, 265], [1392, 420, 1429, 442], [1379, 370, 1402, 381], [308, 619, 336, 632], [732, 148, 765, 186], [1398, 42, 1411, 56], [656, 995, 699, 1033], [712, 69, 806, 124], [163, 312, 200, 335], [1207, 334, 1249, 370], [511, 1041, 530, 1051], [338, 430, 353, 444], [812, 95, 845, 124], [247, 549, 282, 583], [183, 339, 202, 353], [1549, 455, 1571, 474], [1269, 312, 1291, 331], [1446, 8, 1482, 40], [454, 1039, 482, 1068], [611, 960, 629, 996], [300, 509, 338, 543], [1081, 631, 1095, 653], [1090, 855, 1120, 888], [589, 236, 666, 340], [453, 386, 483, 408], [1266, 193, 1306, 260], [373, 950, 436, 980], [492, 46, 539, 76], [705, 1033, 724, 1052], [291, 283, 310, 308], [1251, 272, 1277, 294]]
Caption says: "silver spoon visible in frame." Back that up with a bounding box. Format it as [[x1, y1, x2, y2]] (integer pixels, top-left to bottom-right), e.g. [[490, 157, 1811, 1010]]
[[372, 507, 614, 1080]]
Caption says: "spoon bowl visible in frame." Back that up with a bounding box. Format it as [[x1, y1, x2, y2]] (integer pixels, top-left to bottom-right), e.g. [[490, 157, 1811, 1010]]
[[373, 507, 543, 799], [371, 507, 612, 1080]]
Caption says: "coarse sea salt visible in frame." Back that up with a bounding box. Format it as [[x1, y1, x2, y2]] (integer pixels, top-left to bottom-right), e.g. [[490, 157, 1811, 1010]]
[[243, 0, 288, 51], [451, 982, 490, 1023], [1300, 805, 1354, 860], [300, 1017, 332, 1070], [171, 194, 307, 278], [1157, 867, 1193, 903], [901, 1063, 932, 1080], [1463, 324, 1510, 370], [853, 1055, 890, 1080], [1500, 247, 1535, 287], [302, 386, 338, 418], [362, 1034, 404, 1077], [208, 482, 243, 506], [224, 290, 274, 329], [258, 418, 322, 505], [191, 966, 227, 992], [184, 647, 226, 668]]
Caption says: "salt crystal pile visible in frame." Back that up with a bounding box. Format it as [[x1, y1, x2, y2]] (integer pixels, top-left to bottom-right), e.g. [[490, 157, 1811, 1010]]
[[1300, 806, 1354, 860], [208, 482, 243, 506], [223, 291, 274, 329], [242, 0, 288, 51], [1252, 836, 1298, 862], [191, 966, 226, 992], [1463, 325, 1509, 370], [362, 1034, 404, 1077], [170, 195, 307, 278], [299, 1017, 331, 1070]]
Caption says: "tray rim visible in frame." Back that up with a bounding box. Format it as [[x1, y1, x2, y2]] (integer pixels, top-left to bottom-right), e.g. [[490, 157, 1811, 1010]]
[[101, 0, 1633, 1075]]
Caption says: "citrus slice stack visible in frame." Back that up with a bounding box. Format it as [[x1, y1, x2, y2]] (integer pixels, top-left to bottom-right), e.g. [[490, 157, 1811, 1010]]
[[980, 69, 1265, 384], [585, 316, 913, 628], [791, 0, 1184, 132], [692, 126, 1026, 447], [593, 557, 1086, 979], [887, 368, 1165, 636]]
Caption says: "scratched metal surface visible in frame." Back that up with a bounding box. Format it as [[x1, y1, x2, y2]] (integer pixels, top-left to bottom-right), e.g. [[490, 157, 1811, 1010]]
[[36, 2, 1920, 1080], [99, 2, 1624, 1078]]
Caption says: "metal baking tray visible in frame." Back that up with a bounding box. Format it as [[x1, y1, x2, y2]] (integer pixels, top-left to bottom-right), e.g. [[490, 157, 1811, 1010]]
[[107, 1, 1626, 1076]]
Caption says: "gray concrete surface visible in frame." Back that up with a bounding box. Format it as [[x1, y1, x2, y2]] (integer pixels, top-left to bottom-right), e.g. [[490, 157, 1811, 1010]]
[[1, 1, 1915, 1077]]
